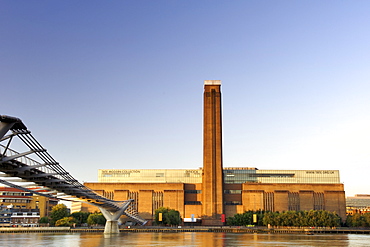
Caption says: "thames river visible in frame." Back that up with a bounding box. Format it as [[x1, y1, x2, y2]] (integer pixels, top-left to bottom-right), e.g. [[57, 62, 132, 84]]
[[1, 232, 370, 247]]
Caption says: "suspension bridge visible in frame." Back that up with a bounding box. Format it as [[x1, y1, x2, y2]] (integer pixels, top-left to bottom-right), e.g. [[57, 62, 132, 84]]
[[0, 115, 146, 233]]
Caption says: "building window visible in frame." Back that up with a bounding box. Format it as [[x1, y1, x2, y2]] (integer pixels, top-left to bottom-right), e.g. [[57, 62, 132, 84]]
[[288, 192, 300, 211], [184, 201, 202, 205], [264, 192, 274, 211], [103, 191, 114, 200], [185, 190, 202, 194], [156, 173, 164, 177], [128, 191, 139, 210], [314, 192, 324, 210], [224, 190, 242, 194], [224, 201, 242, 205], [152, 191, 163, 214], [223, 169, 259, 184], [250, 173, 295, 178]]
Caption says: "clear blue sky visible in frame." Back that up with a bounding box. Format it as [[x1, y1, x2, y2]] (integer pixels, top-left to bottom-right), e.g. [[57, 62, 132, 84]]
[[1, 1, 370, 196]]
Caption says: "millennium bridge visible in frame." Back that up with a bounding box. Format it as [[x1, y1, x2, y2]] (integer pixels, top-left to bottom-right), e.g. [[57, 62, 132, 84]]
[[0, 115, 146, 233]]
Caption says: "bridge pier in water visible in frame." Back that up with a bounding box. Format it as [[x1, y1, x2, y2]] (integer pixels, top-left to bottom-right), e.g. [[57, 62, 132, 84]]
[[99, 201, 131, 234], [104, 220, 120, 234]]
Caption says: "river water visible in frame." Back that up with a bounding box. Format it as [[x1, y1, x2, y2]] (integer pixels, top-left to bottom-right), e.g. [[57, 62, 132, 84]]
[[1, 232, 369, 247]]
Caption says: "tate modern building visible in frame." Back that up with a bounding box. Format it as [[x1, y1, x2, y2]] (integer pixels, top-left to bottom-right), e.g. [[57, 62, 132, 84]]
[[84, 81, 346, 225]]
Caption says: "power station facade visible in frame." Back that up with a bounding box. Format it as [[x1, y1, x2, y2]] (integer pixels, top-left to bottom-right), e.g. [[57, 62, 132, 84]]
[[83, 80, 346, 224]]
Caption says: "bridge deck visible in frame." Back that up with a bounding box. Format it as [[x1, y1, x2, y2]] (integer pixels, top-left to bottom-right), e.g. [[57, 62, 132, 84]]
[[0, 115, 146, 225]]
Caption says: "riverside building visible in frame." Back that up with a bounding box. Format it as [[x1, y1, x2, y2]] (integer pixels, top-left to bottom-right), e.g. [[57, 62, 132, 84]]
[[346, 194, 370, 215], [84, 81, 346, 225], [0, 187, 58, 219]]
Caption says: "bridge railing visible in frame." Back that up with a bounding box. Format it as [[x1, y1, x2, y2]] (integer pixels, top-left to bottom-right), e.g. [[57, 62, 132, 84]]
[[0, 143, 79, 184], [0, 144, 37, 167]]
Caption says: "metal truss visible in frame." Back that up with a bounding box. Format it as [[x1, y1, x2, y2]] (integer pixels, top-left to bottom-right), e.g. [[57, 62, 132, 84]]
[[0, 115, 146, 225]]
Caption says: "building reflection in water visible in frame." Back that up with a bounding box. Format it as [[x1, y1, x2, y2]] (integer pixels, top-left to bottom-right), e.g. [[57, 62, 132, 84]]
[[0, 231, 362, 246], [67, 231, 354, 247]]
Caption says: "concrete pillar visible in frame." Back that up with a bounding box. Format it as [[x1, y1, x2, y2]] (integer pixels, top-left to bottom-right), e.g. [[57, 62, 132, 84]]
[[104, 220, 120, 234]]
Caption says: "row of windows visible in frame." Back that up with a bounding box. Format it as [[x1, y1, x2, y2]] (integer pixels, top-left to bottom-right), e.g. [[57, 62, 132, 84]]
[[102, 173, 202, 178], [0, 205, 26, 209], [100, 169, 339, 184], [1, 192, 33, 196], [224, 190, 242, 194], [152, 192, 163, 214], [185, 190, 201, 194], [12, 218, 39, 224], [0, 212, 40, 217], [263, 192, 325, 211], [0, 199, 30, 203], [185, 190, 242, 194], [0, 219, 39, 224], [288, 192, 300, 211], [224, 170, 339, 184], [184, 201, 202, 205], [12, 212, 39, 216], [224, 201, 242, 205]]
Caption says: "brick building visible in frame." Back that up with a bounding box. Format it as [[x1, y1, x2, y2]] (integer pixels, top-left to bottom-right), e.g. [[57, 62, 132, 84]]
[[83, 81, 346, 225]]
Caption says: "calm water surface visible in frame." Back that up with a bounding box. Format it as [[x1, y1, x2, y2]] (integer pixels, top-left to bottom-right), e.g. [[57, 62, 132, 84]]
[[0, 232, 369, 247]]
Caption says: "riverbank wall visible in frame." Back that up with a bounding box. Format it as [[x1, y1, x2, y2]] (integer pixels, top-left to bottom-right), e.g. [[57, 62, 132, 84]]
[[0, 226, 369, 234]]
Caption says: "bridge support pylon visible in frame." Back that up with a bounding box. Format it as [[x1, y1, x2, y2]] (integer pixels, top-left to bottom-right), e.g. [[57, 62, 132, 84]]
[[99, 200, 131, 234]]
